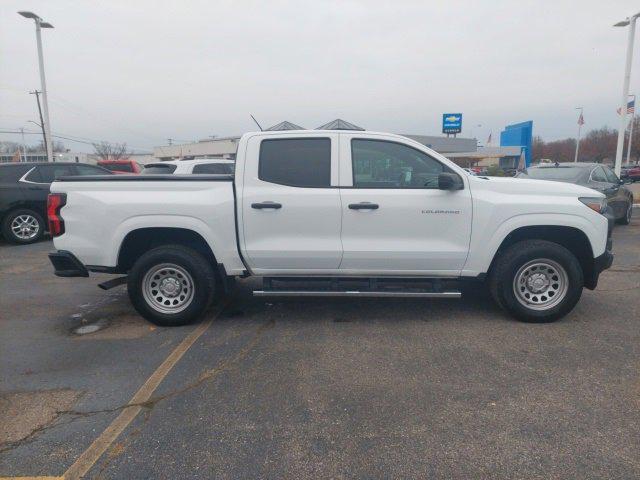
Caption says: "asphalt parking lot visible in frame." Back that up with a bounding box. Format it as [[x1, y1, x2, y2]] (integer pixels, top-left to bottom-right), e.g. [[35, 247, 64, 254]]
[[1, 216, 639, 479]]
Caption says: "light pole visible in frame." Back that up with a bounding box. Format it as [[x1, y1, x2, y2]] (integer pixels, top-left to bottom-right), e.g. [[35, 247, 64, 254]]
[[18, 11, 54, 163], [613, 12, 640, 176], [574, 107, 583, 162]]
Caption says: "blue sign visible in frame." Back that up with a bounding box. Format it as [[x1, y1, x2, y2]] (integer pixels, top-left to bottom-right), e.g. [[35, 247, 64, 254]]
[[442, 113, 462, 134], [500, 121, 533, 167]]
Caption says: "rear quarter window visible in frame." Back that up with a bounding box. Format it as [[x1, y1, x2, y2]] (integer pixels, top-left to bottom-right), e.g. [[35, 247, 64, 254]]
[[0, 165, 31, 182]]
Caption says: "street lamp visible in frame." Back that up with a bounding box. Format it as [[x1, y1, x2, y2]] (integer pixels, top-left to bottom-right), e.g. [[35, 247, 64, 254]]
[[613, 11, 640, 176], [18, 11, 54, 163]]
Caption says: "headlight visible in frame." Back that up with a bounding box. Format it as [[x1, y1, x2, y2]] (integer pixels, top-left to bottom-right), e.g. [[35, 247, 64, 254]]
[[579, 197, 607, 214]]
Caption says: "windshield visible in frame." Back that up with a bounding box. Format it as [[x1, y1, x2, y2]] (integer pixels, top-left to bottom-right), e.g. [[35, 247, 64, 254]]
[[142, 164, 177, 174], [519, 167, 583, 182]]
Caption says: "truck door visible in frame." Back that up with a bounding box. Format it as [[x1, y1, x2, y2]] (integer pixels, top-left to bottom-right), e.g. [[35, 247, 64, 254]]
[[239, 133, 342, 274], [338, 134, 472, 275]]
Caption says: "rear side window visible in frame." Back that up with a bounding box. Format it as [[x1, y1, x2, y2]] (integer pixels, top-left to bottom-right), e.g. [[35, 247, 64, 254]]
[[142, 164, 177, 174], [0, 165, 31, 182], [37, 165, 75, 183], [192, 163, 234, 174], [259, 138, 331, 187]]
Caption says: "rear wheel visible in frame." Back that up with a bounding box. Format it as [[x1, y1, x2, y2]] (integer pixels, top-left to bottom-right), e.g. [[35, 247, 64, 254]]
[[2, 209, 45, 244], [617, 201, 633, 225], [127, 245, 217, 326], [489, 240, 583, 323]]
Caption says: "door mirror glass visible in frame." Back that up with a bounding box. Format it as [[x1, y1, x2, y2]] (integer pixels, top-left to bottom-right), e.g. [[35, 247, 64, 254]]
[[438, 172, 463, 190]]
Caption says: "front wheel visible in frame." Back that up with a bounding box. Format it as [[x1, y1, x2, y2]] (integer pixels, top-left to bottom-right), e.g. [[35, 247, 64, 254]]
[[617, 202, 633, 225], [489, 240, 584, 323], [127, 245, 217, 326]]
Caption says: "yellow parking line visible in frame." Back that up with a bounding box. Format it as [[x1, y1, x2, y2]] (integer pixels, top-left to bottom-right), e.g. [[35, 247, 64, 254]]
[[62, 304, 225, 480]]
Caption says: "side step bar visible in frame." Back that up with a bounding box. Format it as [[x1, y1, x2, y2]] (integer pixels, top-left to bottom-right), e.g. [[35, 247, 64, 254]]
[[253, 276, 462, 298], [254, 291, 460, 298]]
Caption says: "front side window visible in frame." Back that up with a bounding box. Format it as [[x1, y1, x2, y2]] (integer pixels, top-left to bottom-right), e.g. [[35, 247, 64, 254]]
[[259, 138, 331, 187], [192, 163, 234, 174], [590, 167, 607, 183], [351, 139, 450, 188], [603, 166, 619, 184], [38, 165, 74, 183]]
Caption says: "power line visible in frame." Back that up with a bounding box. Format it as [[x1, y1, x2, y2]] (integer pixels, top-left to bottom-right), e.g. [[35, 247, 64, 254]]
[[0, 128, 152, 153]]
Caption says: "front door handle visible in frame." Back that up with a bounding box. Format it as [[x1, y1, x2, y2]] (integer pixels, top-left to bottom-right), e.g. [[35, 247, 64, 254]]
[[251, 201, 282, 209], [348, 202, 379, 210]]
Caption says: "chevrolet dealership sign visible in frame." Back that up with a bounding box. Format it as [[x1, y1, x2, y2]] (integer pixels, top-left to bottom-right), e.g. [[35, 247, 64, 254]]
[[442, 113, 462, 134]]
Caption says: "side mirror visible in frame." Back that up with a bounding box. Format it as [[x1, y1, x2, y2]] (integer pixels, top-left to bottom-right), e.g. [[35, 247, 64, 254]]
[[438, 172, 463, 190]]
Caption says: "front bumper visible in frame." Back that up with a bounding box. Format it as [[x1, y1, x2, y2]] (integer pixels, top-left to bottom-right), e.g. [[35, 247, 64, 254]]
[[584, 236, 613, 290], [48, 250, 89, 277]]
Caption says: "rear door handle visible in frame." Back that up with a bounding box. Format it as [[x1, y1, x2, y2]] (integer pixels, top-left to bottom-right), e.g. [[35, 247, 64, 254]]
[[251, 201, 282, 209], [348, 202, 379, 210]]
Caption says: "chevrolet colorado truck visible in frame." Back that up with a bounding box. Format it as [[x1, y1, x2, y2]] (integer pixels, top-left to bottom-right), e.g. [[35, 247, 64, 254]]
[[47, 130, 613, 326]]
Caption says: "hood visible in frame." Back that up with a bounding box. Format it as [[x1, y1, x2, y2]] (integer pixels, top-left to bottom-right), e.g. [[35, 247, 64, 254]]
[[469, 176, 604, 198]]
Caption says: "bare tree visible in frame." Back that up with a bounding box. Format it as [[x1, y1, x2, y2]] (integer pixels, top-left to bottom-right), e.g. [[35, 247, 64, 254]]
[[92, 141, 131, 161]]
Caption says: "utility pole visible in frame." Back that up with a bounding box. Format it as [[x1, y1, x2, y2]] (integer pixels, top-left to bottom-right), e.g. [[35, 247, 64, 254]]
[[626, 95, 636, 165], [18, 127, 27, 161], [574, 107, 584, 162], [30, 90, 48, 159]]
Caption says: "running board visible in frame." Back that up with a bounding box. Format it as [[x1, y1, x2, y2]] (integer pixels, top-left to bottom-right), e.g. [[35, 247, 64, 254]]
[[253, 276, 462, 299], [253, 290, 460, 298]]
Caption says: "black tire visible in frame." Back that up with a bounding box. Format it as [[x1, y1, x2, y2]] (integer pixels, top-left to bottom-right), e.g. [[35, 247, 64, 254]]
[[1, 209, 45, 244], [127, 245, 217, 326], [489, 240, 584, 323], [616, 202, 633, 225]]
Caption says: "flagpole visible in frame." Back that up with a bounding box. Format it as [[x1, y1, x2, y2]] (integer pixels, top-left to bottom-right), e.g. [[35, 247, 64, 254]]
[[574, 107, 583, 162], [625, 95, 635, 165]]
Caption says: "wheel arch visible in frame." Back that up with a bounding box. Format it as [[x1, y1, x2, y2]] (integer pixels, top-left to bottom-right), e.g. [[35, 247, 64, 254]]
[[116, 227, 231, 291], [488, 225, 594, 283]]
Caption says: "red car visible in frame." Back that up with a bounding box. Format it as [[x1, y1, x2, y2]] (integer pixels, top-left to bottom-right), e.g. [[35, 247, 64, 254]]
[[621, 165, 640, 182], [97, 159, 142, 174]]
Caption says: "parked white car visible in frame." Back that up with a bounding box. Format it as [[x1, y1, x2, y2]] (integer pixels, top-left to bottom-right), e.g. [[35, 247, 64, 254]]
[[48, 130, 612, 326], [142, 158, 235, 175]]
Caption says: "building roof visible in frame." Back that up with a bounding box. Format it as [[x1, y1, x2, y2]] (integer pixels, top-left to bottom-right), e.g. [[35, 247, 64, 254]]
[[316, 119, 364, 131], [265, 121, 305, 131], [403, 134, 478, 154], [446, 146, 522, 159]]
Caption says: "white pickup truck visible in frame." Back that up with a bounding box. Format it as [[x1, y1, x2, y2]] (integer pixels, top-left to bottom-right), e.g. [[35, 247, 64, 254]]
[[48, 130, 613, 326]]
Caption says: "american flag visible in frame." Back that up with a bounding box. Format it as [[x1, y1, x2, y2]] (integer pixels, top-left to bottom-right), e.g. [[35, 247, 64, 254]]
[[578, 112, 584, 126], [616, 99, 635, 115]]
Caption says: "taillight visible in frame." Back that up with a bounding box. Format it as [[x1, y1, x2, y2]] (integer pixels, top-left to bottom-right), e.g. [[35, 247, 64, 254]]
[[47, 193, 67, 237]]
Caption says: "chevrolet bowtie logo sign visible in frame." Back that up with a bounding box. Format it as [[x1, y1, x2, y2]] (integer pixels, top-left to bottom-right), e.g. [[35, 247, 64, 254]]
[[442, 113, 462, 134]]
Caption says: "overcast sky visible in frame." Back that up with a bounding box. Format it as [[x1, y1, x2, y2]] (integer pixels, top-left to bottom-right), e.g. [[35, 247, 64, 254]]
[[1, 0, 640, 152]]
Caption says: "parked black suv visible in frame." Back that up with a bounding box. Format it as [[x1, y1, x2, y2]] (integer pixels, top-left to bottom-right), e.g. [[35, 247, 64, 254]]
[[0, 162, 111, 244]]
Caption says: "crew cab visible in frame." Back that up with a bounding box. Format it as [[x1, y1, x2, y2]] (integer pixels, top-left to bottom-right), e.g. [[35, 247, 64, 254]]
[[47, 130, 613, 325]]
